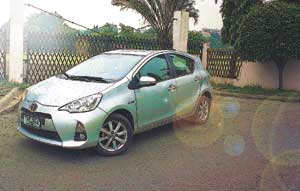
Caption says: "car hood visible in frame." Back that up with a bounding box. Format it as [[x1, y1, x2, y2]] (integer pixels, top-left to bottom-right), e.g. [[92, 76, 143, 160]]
[[26, 77, 114, 106]]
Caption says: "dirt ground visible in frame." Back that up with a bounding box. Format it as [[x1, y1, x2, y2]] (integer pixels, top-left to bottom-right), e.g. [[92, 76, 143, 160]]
[[0, 86, 12, 100], [1, 95, 300, 191]]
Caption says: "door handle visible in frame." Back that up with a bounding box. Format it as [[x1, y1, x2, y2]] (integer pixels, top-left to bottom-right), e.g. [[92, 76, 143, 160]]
[[168, 84, 177, 92], [194, 76, 202, 82]]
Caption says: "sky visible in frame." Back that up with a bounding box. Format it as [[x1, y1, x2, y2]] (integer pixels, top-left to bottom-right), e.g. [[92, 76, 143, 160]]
[[0, 0, 223, 31]]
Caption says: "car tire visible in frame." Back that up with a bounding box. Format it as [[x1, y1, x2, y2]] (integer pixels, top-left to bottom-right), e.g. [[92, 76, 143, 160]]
[[95, 113, 133, 156], [189, 95, 211, 125]]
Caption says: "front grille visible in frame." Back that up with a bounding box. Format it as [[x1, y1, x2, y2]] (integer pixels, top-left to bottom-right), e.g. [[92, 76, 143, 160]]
[[21, 107, 61, 142], [21, 107, 52, 119], [22, 125, 62, 142]]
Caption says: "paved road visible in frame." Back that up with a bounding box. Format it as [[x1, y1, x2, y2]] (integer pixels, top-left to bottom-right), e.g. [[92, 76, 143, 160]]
[[1, 96, 300, 191]]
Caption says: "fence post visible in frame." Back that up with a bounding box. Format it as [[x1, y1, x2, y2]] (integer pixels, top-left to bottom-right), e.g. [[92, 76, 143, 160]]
[[104, 36, 111, 51], [202, 43, 210, 68], [173, 11, 189, 52], [9, 0, 24, 83], [229, 50, 238, 78]]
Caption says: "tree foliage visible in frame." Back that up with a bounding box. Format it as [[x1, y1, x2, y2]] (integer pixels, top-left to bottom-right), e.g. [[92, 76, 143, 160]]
[[81, 23, 118, 36], [111, 0, 199, 49], [140, 27, 159, 38], [209, 32, 223, 49], [220, 0, 262, 45], [98, 23, 118, 36], [118, 23, 136, 37], [236, 1, 300, 89], [218, 0, 300, 45], [188, 31, 208, 42], [25, 12, 77, 34]]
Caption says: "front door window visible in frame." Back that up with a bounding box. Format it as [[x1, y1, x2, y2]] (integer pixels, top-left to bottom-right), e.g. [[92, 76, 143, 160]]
[[137, 55, 171, 82]]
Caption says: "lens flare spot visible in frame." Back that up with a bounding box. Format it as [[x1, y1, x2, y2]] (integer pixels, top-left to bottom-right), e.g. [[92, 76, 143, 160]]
[[260, 164, 283, 191], [252, 98, 300, 166], [259, 163, 300, 191], [219, 97, 240, 118], [224, 135, 245, 156], [173, 97, 224, 149], [272, 150, 300, 167]]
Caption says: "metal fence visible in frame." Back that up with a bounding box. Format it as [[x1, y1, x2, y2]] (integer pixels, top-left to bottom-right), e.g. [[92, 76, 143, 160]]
[[0, 31, 7, 80], [24, 32, 203, 84], [188, 40, 203, 59], [207, 49, 242, 79]]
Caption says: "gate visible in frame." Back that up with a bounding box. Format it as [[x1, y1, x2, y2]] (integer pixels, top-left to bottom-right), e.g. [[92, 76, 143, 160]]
[[207, 49, 242, 79]]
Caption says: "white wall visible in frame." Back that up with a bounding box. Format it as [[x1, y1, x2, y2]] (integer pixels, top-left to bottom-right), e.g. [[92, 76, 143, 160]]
[[209, 60, 300, 91]]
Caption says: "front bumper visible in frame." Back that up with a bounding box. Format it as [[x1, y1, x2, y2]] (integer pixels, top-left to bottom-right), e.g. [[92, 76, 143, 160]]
[[18, 100, 108, 149]]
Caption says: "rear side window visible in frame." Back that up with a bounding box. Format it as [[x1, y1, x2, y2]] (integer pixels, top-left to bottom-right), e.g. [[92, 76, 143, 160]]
[[137, 55, 171, 82], [169, 54, 195, 77]]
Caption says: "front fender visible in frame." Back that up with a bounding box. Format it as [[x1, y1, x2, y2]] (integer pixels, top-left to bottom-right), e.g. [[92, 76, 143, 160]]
[[97, 80, 138, 131]]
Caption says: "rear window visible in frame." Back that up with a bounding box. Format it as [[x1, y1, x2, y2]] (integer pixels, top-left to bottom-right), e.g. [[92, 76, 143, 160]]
[[169, 54, 195, 77]]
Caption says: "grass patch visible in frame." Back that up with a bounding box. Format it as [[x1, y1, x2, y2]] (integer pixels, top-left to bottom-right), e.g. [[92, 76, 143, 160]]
[[212, 82, 300, 98], [0, 80, 31, 89], [0, 80, 30, 99]]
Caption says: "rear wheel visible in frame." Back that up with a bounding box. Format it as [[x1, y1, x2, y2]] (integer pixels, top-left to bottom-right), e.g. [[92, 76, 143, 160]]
[[190, 95, 211, 124], [95, 113, 133, 156]]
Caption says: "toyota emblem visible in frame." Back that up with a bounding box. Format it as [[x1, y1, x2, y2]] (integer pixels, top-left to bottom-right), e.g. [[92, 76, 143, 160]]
[[30, 103, 38, 112]]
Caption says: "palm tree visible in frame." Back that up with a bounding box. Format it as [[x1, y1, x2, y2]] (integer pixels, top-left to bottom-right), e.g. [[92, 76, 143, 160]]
[[111, 0, 199, 49]]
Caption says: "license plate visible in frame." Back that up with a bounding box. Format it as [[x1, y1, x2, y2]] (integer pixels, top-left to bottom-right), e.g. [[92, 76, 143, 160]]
[[23, 115, 41, 128]]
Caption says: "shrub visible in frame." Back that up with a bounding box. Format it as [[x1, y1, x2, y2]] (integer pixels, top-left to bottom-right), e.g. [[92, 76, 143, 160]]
[[236, 1, 300, 89]]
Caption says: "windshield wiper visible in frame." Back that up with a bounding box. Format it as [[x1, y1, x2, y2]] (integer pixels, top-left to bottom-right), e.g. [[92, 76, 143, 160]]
[[63, 72, 70, 78], [68, 75, 110, 83], [60, 73, 113, 83]]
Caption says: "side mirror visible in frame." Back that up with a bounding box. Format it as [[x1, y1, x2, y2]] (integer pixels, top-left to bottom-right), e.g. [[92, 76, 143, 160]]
[[128, 76, 157, 90], [139, 76, 157, 87]]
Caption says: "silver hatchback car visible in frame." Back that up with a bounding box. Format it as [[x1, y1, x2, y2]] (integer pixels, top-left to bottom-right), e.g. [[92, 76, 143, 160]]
[[18, 50, 212, 156]]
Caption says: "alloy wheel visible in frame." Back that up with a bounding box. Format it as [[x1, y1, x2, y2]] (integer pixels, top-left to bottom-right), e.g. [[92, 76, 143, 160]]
[[198, 98, 209, 121], [99, 120, 128, 152]]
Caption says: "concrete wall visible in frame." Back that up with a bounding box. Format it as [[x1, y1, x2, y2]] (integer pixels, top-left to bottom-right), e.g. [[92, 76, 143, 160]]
[[283, 60, 300, 90], [209, 60, 300, 91], [9, 0, 24, 83], [201, 43, 209, 68]]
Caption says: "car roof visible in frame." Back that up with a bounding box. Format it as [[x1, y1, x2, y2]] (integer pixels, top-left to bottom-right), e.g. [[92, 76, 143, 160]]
[[105, 49, 197, 60], [105, 49, 166, 56]]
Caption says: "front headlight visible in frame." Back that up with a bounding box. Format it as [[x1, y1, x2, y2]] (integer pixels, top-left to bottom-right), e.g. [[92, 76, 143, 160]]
[[58, 93, 103, 113]]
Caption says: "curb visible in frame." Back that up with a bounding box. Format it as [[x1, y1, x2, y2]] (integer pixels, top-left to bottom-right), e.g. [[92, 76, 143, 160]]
[[0, 88, 25, 115], [214, 90, 300, 103]]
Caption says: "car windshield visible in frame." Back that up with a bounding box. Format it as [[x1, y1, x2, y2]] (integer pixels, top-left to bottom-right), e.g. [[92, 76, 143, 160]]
[[65, 53, 144, 82]]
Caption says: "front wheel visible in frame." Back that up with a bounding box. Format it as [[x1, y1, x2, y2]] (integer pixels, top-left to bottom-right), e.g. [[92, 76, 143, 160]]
[[190, 95, 211, 124], [95, 113, 133, 156]]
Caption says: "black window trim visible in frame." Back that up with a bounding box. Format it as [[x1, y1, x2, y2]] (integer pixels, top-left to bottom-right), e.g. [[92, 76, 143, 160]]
[[133, 53, 176, 84], [166, 53, 196, 78]]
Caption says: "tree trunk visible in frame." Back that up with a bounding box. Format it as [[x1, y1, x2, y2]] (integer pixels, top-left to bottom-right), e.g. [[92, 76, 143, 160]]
[[274, 58, 287, 90], [158, 32, 170, 50]]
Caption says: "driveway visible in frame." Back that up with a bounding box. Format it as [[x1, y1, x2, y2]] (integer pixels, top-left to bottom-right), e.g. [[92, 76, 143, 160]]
[[1, 95, 300, 191]]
